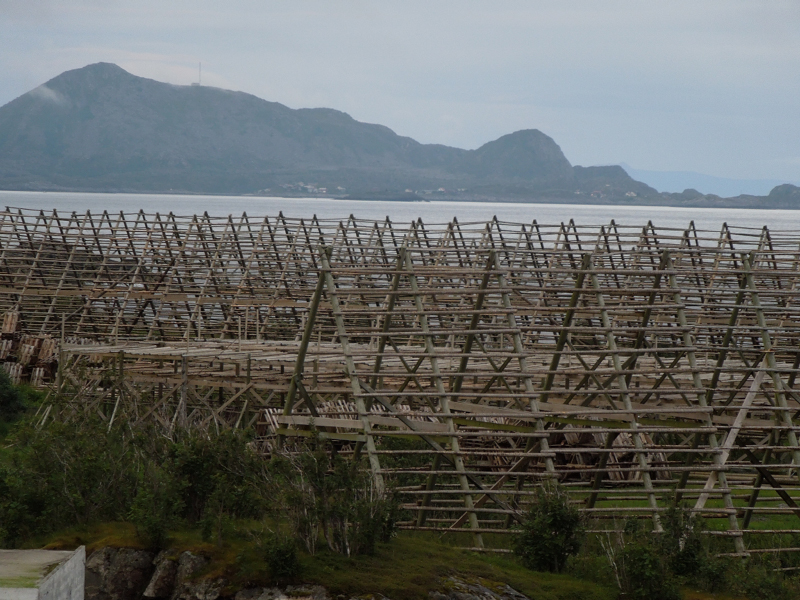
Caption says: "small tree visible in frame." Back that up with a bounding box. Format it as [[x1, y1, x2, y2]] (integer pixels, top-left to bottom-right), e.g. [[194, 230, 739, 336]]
[[620, 541, 681, 600], [263, 533, 301, 583], [659, 504, 706, 577], [0, 370, 24, 421], [270, 442, 399, 557], [513, 482, 583, 573], [129, 464, 184, 549]]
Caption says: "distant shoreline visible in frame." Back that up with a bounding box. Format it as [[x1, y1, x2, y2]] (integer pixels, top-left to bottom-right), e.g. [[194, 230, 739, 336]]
[[0, 187, 796, 210]]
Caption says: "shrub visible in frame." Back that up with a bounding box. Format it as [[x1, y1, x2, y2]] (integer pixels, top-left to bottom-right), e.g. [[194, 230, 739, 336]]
[[129, 465, 184, 549], [727, 554, 800, 600], [0, 464, 45, 547], [0, 413, 273, 548], [0, 370, 25, 422], [0, 418, 137, 532], [263, 533, 301, 582], [168, 430, 267, 528], [619, 541, 681, 600], [658, 504, 706, 577], [513, 482, 583, 573], [270, 442, 399, 556], [698, 555, 731, 594]]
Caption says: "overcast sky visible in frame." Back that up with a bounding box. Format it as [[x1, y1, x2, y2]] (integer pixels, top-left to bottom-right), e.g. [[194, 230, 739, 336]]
[[1, 1, 798, 182]]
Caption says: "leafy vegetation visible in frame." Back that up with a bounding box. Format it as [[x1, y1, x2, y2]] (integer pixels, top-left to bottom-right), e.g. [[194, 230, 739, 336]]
[[575, 506, 800, 600], [261, 532, 301, 583], [513, 482, 583, 573], [0, 370, 24, 421], [3, 376, 800, 599], [270, 441, 399, 556]]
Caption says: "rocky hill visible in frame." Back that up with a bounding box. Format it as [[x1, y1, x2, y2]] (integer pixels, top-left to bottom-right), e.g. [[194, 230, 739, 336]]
[[0, 62, 796, 207], [0, 63, 651, 200]]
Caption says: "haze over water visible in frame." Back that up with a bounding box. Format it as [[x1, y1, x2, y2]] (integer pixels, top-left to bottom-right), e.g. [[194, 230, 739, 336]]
[[4, 190, 800, 234]]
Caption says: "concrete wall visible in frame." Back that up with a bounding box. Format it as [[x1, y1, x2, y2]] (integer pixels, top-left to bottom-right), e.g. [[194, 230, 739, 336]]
[[37, 546, 85, 600], [0, 588, 38, 600]]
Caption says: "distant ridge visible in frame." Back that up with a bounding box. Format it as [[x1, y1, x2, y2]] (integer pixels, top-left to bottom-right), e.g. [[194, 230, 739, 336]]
[[620, 163, 800, 197], [0, 63, 797, 207]]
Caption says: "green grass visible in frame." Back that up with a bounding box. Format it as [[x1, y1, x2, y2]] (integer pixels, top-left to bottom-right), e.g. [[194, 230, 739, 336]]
[[299, 534, 615, 600], [34, 516, 789, 600], [36, 522, 146, 553], [39, 522, 616, 600], [0, 576, 39, 588]]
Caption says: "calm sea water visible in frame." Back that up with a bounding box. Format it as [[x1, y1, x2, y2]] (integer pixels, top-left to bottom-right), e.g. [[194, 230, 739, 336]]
[[3, 190, 800, 233]]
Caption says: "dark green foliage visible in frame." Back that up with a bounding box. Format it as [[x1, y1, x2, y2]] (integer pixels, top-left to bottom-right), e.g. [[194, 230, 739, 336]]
[[128, 464, 184, 549], [263, 533, 301, 582], [657, 504, 706, 577], [601, 516, 681, 600], [0, 413, 271, 548], [270, 442, 399, 557], [0, 370, 25, 422], [726, 553, 800, 600], [168, 431, 267, 529], [582, 508, 800, 599], [697, 556, 731, 594], [513, 483, 583, 573], [619, 541, 681, 600], [0, 417, 138, 546]]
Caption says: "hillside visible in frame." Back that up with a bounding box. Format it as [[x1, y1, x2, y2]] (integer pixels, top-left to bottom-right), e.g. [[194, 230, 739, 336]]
[[0, 62, 797, 207], [0, 63, 652, 200]]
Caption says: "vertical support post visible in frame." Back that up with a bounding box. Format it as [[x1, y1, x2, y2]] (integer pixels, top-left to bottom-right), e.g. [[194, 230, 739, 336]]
[[55, 348, 64, 393], [743, 252, 800, 479], [494, 250, 556, 475], [283, 267, 326, 415], [742, 430, 776, 529], [369, 248, 406, 392], [181, 354, 188, 428], [404, 249, 484, 548], [417, 250, 494, 528], [589, 255, 662, 532], [665, 251, 746, 553], [587, 432, 619, 508], [540, 254, 591, 403], [320, 247, 385, 495], [107, 350, 124, 432]]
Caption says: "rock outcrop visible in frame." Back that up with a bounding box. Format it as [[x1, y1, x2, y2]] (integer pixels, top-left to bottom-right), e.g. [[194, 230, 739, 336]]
[[142, 551, 178, 598], [86, 547, 538, 600], [85, 547, 155, 600], [431, 576, 531, 600]]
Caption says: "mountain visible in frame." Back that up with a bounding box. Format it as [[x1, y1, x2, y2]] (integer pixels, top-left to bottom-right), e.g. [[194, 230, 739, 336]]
[[0, 63, 654, 200], [0, 63, 796, 208]]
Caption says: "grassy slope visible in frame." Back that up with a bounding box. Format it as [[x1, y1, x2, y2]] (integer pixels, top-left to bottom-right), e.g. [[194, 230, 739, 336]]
[[39, 522, 615, 600]]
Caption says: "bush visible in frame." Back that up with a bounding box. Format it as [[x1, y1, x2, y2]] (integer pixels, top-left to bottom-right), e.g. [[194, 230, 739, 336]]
[[168, 431, 267, 527], [129, 465, 184, 549], [619, 541, 681, 600], [513, 482, 583, 573], [657, 504, 706, 577], [0, 370, 25, 422], [263, 533, 301, 582], [0, 417, 137, 543], [727, 554, 800, 600], [0, 414, 273, 548], [270, 442, 399, 557], [697, 555, 731, 594]]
